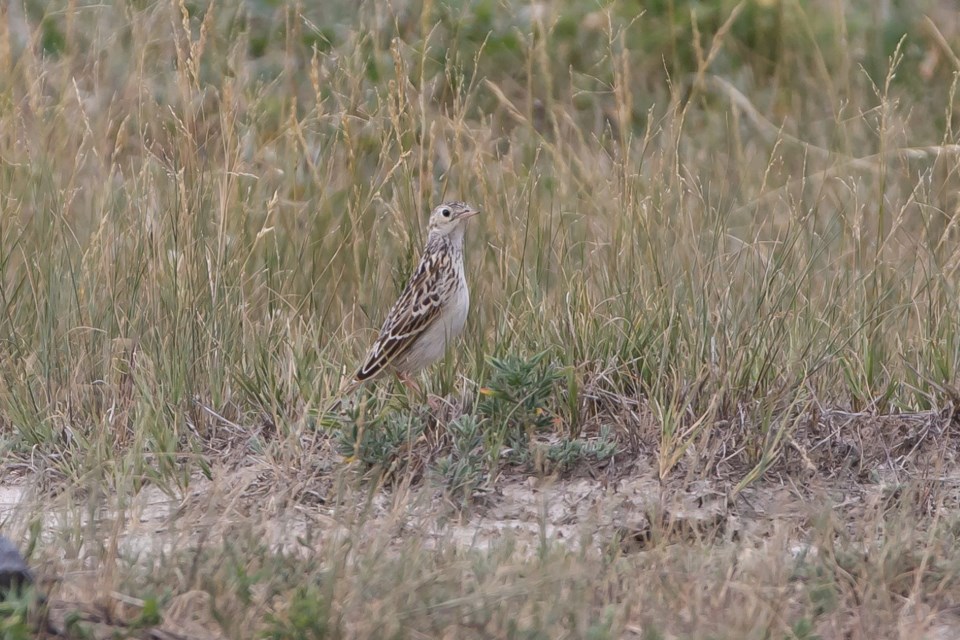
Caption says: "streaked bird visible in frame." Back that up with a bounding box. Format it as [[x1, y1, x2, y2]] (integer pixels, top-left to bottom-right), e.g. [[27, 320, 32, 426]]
[[339, 201, 480, 398]]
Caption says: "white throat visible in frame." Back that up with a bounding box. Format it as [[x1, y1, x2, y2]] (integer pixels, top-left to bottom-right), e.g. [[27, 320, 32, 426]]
[[429, 222, 466, 249]]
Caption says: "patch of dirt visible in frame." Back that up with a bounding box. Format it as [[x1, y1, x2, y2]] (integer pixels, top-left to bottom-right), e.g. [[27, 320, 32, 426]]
[[4, 410, 960, 638]]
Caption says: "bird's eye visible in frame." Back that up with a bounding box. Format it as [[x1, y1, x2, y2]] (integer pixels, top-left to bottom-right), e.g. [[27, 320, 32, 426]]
[[441, 208, 451, 217]]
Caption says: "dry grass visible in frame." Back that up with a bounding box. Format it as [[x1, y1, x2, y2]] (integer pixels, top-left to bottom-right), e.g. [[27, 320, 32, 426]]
[[2, 0, 960, 637]]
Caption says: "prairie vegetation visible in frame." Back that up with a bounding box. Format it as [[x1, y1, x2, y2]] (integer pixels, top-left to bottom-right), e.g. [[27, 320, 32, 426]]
[[2, 0, 960, 637]]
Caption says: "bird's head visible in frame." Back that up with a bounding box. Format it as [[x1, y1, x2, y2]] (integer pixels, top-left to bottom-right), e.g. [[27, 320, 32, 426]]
[[426, 201, 480, 238]]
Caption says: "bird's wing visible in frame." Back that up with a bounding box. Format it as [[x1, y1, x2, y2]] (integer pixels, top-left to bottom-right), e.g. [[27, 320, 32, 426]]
[[353, 250, 451, 382]]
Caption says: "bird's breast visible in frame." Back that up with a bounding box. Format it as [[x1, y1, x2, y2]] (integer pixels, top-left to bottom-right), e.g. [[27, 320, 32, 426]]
[[443, 274, 470, 338]]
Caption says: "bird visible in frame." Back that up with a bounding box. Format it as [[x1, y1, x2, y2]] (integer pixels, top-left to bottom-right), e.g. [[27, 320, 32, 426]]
[[338, 200, 481, 400]]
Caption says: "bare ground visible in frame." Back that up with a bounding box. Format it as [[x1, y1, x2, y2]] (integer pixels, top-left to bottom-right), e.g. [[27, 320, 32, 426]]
[[3, 405, 960, 638]]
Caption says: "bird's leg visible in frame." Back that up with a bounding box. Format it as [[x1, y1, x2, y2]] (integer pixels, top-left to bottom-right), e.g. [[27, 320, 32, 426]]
[[397, 372, 443, 411], [425, 392, 446, 412], [396, 371, 422, 396]]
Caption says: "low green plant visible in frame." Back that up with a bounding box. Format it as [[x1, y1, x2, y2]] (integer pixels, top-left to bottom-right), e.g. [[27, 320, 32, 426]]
[[0, 590, 34, 640], [543, 427, 617, 473], [131, 596, 162, 628], [473, 352, 616, 476], [434, 414, 486, 503], [335, 409, 425, 472], [477, 351, 562, 467], [261, 585, 336, 640]]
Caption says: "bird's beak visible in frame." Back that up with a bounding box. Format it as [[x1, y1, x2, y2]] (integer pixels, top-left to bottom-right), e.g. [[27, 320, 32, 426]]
[[461, 207, 481, 219]]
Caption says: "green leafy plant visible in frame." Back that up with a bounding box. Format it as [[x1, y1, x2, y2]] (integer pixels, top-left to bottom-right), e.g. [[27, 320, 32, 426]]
[[261, 585, 336, 640], [434, 414, 486, 503], [336, 409, 425, 472], [544, 427, 617, 474], [0, 590, 35, 640], [478, 351, 562, 466]]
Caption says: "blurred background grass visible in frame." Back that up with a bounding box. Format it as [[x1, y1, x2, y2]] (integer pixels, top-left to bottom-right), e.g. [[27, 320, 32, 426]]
[[0, 0, 959, 485]]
